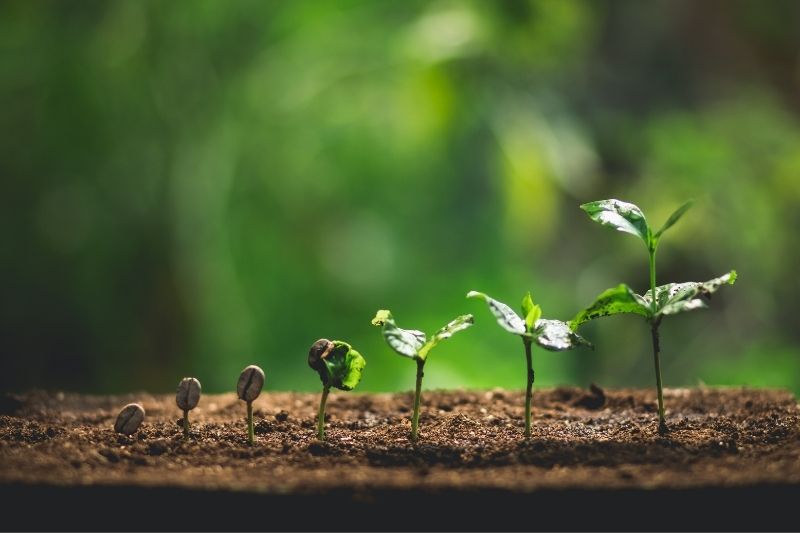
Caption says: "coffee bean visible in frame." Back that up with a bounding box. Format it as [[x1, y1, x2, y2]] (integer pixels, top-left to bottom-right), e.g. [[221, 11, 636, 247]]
[[114, 403, 145, 435], [176, 377, 201, 411], [237, 365, 265, 402]]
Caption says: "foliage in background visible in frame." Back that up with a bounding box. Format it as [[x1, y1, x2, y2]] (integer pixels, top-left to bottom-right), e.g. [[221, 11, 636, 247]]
[[1, 0, 799, 394]]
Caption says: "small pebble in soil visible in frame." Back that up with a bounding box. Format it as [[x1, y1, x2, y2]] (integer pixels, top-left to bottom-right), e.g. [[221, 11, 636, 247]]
[[275, 410, 289, 422], [114, 403, 145, 435], [237, 365, 265, 402], [176, 378, 201, 411]]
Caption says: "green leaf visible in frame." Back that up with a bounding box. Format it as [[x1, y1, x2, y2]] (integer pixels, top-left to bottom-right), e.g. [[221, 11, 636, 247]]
[[520, 292, 542, 332], [371, 309, 426, 359], [570, 284, 651, 329], [321, 341, 366, 391], [418, 314, 474, 360], [532, 319, 593, 351], [521, 292, 534, 319], [580, 199, 651, 246], [467, 291, 525, 335], [644, 270, 738, 317], [654, 200, 694, 239]]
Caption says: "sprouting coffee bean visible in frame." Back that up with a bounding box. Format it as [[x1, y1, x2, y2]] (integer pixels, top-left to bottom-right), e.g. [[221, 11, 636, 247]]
[[114, 403, 145, 435], [237, 365, 265, 402], [176, 377, 201, 411], [308, 339, 333, 372]]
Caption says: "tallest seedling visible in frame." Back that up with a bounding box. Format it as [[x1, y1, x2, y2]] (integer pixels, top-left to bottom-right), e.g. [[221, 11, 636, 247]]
[[572, 199, 737, 433]]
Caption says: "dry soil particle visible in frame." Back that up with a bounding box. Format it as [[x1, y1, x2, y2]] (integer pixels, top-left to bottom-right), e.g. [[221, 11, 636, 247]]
[[0, 387, 798, 531]]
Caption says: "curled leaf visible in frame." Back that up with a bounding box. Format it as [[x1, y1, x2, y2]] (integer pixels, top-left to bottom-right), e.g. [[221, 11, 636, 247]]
[[467, 291, 525, 335], [570, 284, 651, 329], [532, 319, 593, 351], [321, 341, 366, 391], [371, 309, 426, 359], [580, 199, 651, 246]]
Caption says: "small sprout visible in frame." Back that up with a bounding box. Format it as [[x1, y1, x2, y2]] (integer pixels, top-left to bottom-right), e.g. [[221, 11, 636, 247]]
[[308, 338, 366, 440], [467, 290, 591, 438], [175, 377, 201, 439], [114, 403, 145, 435], [236, 365, 265, 445], [574, 199, 737, 433], [371, 309, 474, 441]]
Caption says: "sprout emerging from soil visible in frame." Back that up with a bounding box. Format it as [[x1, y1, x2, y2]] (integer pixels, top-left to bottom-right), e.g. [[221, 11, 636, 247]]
[[573, 199, 737, 433], [176, 377, 201, 439], [236, 365, 265, 445], [371, 309, 474, 442], [114, 403, 145, 435], [308, 339, 366, 441], [468, 291, 591, 438]]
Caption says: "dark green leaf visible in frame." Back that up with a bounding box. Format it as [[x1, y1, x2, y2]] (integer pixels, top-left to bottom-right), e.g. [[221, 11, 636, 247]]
[[467, 291, 525, 335], [532, 319, 592, 351], [371, 310, 426, 359], [580, 199, 651, 246], [654, 200, 694, 239], [418, 314, 475, 359], [570, 284, 651, 329]]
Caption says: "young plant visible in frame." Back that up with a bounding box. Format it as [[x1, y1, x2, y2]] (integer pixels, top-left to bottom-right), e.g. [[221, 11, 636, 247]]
[[573, 199, 737, 433], [308, 339, 367, 441], [176, 377, 201, 439], [467, 291, 591, 438], [236, 365, 265, 445], [371, 310, 474, 442]]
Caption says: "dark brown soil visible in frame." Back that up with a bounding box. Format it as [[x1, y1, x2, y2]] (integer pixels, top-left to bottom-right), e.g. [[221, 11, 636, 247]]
[[1, 387, 799, 531]]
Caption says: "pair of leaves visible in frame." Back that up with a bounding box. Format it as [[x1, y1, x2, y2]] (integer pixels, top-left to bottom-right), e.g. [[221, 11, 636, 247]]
[[467, 291, 591, 351], [371, 310, 474, 361], [309, 340, 366, 391], [570, 271, 738, 329], [580, 199, 694, 249]]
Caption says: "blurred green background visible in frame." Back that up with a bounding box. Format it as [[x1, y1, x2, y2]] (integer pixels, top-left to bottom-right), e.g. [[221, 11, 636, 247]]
[[2, 0, 799, 395]]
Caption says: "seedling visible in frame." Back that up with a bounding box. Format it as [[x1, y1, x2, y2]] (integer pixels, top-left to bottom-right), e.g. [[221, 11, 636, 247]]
[[371, 309, 474, 441], [114, 403, 145, 435], [236, 365, 265, 445], [573, 199, 737, 433], [308, 338, 367, 440], [176, 377, 201, 439], [467, 291, 591, 438]]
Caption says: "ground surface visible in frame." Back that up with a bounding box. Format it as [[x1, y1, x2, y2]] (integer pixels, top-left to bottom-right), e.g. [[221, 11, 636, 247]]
[[1, 387, 799, 530]]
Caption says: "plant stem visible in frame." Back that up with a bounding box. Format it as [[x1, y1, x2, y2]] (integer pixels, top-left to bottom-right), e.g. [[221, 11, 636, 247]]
[[246, 401, 254, 445], [651, 319, 667, 433], [649, 245, 667, 433], [523, 338, 534, 439], [411, 359, 425, 442], [317, 386, 330, 441], [183, 409, 189, 439]]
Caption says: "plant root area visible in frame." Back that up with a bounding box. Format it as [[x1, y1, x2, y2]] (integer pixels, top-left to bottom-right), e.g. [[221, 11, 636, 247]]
[[1, 387, 799, 531]]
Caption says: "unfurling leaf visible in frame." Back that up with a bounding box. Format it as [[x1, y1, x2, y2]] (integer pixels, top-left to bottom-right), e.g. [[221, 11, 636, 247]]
[[532, 319, 593, 351], [466, 291, 525, 334], [417, 314, 475, 359], [645, 270, 738, 317], [371, 310, 426, 359], [521, 292, 541, 331], [580, 199, 651, 246], [570, 284, 651, 329], [321, 341, 366, 391], [654, 200, 694, 239]]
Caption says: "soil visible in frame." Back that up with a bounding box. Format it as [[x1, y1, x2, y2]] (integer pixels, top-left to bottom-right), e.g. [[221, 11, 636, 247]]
[[1, 386, 799, 531]]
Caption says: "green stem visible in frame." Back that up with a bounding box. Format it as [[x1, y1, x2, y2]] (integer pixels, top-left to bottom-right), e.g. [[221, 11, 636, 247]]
[[524, 338, 534, 439], [317, 386, 330, 441], [246, 401, 254, 445], [183, 409, 189, 439], [411, 359, 425, 442], [649, 245, 667, 433], [651, 319, 667, 433]]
